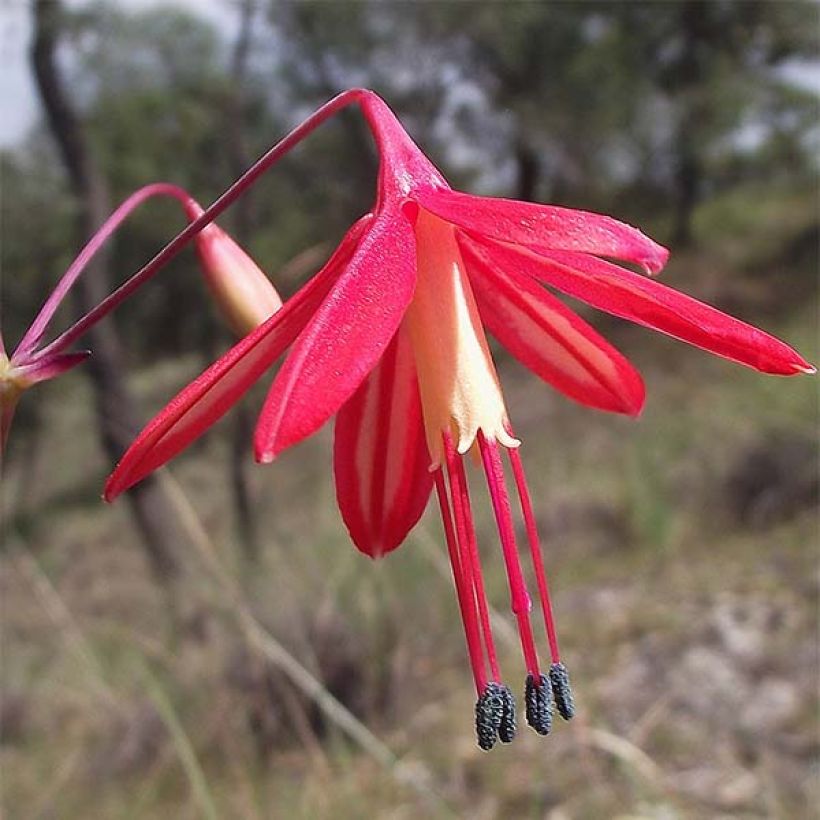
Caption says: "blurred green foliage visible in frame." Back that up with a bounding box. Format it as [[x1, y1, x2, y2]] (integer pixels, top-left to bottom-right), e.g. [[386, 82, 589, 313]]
[[3, 0, 816, 360]]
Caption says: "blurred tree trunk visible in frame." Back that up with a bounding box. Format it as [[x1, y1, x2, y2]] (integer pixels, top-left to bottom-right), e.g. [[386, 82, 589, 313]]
[[31, 0, 180, 587], [672, 117, 699, 248], [271, 0, 378, 215], [514, 135, 540, 202], [225, 0, 262, 563], [670, 2, 708, 247]]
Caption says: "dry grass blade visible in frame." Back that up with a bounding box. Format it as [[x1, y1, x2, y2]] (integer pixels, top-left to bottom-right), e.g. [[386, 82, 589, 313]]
[[10, 534, 120, 712], [582, 727, 666, 789], [139, 660, 219, 820], [156, 469, 457, 817], [276, 242, 331, 286]]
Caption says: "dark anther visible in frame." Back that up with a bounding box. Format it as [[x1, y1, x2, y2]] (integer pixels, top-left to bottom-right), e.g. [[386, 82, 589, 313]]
[[497, 684, 517, 743], [524, 673, 553, 735], [475, 684, 503, 751], [549, 662, 575, 720]]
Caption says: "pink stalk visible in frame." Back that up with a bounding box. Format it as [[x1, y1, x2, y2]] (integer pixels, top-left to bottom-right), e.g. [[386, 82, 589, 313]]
[[434, 469, 487, 694], [478, 433, 541, 678], [508, 446, 561, 664], [15, 182, 194, 360], [444, 433, 501, 683], [38, 89, 367, 361]]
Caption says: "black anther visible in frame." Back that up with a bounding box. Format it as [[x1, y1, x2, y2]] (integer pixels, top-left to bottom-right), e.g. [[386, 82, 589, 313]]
[[524, 673, 553, 735], [475, 685, 501, 751], [549, 663, 575, 720]]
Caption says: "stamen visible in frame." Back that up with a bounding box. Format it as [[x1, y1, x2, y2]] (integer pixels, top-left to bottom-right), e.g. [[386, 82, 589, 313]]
[[508, 438, 577, 724], [549, 662, 576, 721], [524, 673, 553, 735], [444, 431, 501, 683], [433, 470, 487, 694], [477, 432, 541, 679], [442, 432, 520, 749], [508, 444, 562, 664]]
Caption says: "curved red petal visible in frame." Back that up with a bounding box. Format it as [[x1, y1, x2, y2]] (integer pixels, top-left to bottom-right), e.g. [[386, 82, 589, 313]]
[[465, 238, 814, 376], [334, 326, 433, 558], [254, 210, 417, 462], [462, 236, 644, 415], [414, 187, 669, 275], [104, 216, 372, 501]]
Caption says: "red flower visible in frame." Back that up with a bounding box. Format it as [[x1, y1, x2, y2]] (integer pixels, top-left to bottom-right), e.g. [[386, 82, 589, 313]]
[[103, 90, 813, 749]]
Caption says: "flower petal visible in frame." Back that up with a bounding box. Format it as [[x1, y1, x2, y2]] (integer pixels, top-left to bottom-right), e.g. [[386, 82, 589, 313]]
[[104, 216, 372, 501], [334, 326, 433, 557], [465, 237, 814, 376], [415, 188, 669, 274], [461, 236, 644, 415], [254, 210, 417, 462]]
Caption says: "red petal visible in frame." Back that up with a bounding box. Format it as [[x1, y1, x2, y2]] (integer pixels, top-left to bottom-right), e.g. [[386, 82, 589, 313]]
[[334, 326, 433, 557], [462, 236, 645, 415], [254, 210, 417, 462], [104, 217, 371, 500], [414, 187, 669, 274], [465, 238, 814, 376]]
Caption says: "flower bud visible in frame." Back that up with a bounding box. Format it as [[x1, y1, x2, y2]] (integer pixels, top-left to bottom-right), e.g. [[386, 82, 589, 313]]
[[185, 201, 282, 337]]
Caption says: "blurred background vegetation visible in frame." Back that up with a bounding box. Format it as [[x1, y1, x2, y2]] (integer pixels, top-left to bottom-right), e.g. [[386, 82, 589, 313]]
[[1, 1, 818, 818]]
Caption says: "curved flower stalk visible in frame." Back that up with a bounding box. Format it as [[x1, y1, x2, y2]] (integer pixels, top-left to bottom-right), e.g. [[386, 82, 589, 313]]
[[1, 183, 278, 451], [103, 89, 813, 750]]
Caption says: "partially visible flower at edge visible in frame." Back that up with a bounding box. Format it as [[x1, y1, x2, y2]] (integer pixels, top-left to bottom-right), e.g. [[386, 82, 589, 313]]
[[0, 183, 279, 452], [102, 89, 814, 750]]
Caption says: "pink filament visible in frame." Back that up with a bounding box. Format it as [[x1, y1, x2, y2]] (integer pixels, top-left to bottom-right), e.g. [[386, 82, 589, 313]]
[[434, 469, 487, 694], [508, 445, 561, 663], [38, 90, 368, 360], [443, 432, 501, 683], [478, 433, 541, 678], [15, 182, 195, 360]]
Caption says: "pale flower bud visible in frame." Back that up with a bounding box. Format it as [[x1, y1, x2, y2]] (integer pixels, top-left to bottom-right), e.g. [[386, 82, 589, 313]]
[[185, 201, 282, 337]]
